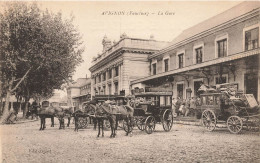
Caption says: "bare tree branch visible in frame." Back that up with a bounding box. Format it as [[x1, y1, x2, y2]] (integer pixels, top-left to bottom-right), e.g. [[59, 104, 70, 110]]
[[11, 67, 32, 92]]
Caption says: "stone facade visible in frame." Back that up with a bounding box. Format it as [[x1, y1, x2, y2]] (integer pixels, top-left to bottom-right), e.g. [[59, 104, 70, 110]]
[[131, 2, 260, 101], [89, 34, 169, 97], [67, 77, 91, 109]]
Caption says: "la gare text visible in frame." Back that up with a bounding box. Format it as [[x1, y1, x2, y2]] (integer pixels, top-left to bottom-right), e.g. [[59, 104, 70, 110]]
[[101, 11, 175, 16]]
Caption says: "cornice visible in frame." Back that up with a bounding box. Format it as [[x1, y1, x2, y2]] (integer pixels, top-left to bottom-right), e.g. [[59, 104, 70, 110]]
[[89, 47, 158, 73], [149, 8, 260, 59]]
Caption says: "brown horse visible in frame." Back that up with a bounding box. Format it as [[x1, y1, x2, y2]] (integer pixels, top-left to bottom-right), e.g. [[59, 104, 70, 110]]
[[100, 102, 134, 137], [38, 106, 73, 130]]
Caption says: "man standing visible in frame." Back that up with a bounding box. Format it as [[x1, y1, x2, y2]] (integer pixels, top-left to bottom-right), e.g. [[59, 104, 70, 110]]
[[172, 97, 178, 117]]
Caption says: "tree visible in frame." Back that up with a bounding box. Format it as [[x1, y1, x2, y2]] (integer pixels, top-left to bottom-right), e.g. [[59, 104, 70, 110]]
[[0, 2, 84, 123]]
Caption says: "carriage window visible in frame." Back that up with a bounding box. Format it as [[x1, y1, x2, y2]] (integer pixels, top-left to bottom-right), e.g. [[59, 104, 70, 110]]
[[202, 96, 206, 105], [215, 96, 220, 105], [166, 96, 171, 106], [160, 96, 165, 106], [151, 97, 155, 105], [207, 96, 214, 105]]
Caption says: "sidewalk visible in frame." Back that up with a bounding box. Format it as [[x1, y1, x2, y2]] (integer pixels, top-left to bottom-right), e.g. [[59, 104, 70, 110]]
[[12, 112, 38, 124], [173, 116, 201, 126], [173, 115, 227, 128]]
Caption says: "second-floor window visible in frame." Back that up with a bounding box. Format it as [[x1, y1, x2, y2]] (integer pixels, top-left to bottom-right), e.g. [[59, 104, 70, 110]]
[[195, 47, 203, 64], [245, 27, 259, 51], [178, 54, 184, 68], [164, 59, 169, 72], [217, 39, 227, 57], [115, 66, 119, 77], [98, 75, 101, 83], [108, 69, 112, 79], [152, 63, 156, 75], [103, 72, 106, 81]]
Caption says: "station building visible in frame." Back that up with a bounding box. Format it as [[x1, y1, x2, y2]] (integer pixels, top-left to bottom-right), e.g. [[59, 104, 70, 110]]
[[130, 2, 260, 102], [89, 34, 169, 97], [67, 76, 91, 109]]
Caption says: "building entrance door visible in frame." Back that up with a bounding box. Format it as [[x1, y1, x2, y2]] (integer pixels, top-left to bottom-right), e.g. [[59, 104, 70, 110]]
[[244, 73, 258, 99], [194, 80, 203, 97], [177, 84, 184, 99]]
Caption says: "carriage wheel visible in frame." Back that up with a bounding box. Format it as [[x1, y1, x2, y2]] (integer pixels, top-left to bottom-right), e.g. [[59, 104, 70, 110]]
[[227, 116, 243, 134], [78, 117, 88, 129], [136, 118, 145, 131], [162, 109, 174, 132], [123, 119, 133, 133], [145, 116, 156, 134], [201, 110, 217, 132]]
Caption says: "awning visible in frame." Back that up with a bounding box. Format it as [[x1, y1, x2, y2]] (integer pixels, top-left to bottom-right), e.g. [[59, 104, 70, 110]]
[[135, 92, 173, 96], [72, 94, 90, 99], [131, 48, 259, 85]]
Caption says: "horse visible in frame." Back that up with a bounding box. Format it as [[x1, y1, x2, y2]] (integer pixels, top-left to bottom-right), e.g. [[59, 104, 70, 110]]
[[99, 102, 135, 137], [94, 103, 118, 138], [38, 106, 73, 130], [38, 106, 55, 130], [59, 106, 74, 127]]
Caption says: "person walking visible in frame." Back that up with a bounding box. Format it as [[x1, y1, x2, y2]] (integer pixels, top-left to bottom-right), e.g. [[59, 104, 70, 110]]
[[175, 97, 182, 116], [189, 97, 196, 116], [172, 97, 177, 116]]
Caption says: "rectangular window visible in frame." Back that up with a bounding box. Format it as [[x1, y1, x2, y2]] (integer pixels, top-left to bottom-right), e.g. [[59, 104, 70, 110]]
[[160, 96, 165, 106], [114, 82, 118, 95], [115, 66, 119, 77], [108, 84, 111, 95], [152, 63, 156, 75], [94, 77, 97, 84], [98, 75, 101, 83], [245, 27, 259, 51], [108, 69, 112, 79], [103, 72, 106, 81], [166, 96, 171, 106], [164, 59, 169, 72], [217, 39, 227, 57], [195, 47, 203, 63], [178, 54, 184, 68]]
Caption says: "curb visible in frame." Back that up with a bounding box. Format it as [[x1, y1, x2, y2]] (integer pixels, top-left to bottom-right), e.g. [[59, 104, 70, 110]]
[[11, 119, 38, 124], [173, 120, 201, 126], [173, 120, 227, 128]]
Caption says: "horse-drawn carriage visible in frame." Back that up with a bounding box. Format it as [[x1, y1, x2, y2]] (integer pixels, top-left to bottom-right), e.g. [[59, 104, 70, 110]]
[[72, 101, 96, 129], [129, 92, 174, 134], [197, 83, 260, 134]]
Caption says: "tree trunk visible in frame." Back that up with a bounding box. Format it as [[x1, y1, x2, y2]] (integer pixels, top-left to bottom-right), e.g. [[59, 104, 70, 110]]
[[0, 88, 11, 124], [23, 88, 30, 118], [23, 97, 30, 118]]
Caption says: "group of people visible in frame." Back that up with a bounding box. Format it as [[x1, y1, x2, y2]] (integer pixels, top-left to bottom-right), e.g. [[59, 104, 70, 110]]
[[172, 97, 201, 117]]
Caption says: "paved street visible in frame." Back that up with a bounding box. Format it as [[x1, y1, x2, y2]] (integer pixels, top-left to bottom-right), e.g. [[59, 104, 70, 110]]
[[1, 118, 259, 163]]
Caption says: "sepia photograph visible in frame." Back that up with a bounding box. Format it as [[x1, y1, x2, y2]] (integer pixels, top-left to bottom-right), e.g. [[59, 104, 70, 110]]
[[0, 1, 259, 162]]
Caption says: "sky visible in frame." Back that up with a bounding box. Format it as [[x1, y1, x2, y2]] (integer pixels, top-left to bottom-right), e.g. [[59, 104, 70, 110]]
[[1, 1, 243, 81]]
